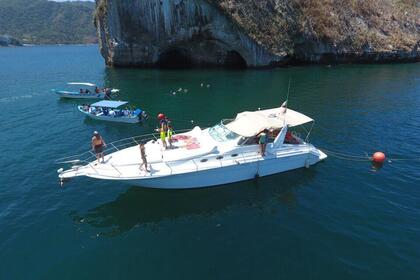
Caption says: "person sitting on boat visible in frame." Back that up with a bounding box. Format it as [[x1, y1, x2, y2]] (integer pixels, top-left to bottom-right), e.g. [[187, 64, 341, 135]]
[[139, 142, 150, 172], [104, 90, 111, 100], [285, 131, 300, 144], [95, 87, 100, 93], [109, 109, 116, 117], [80, 89, 85, 94], [91, 131, 106, 164], [123, 108, 129, 116], [270, 129, 279, 139], [82, 104, 89, 111], [85, 88, 91, 94], [258, 129, 268, 156], [88, 106, 96, 114]]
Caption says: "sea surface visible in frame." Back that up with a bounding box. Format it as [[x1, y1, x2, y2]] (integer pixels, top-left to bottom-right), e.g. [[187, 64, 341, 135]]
[[0, 45, 419, 279]]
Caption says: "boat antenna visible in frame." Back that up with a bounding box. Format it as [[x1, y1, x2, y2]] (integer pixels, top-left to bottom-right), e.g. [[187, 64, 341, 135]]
[[281, 78, 292, 127], [286, 77, 291, 106]]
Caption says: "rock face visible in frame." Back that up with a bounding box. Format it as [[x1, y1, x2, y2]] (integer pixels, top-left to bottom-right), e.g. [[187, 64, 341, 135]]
[[0, 35, 22, 47], [95, 0, 420, 68]]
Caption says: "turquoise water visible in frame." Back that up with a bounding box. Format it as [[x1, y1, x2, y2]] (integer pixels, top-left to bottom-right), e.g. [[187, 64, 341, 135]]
[[0, 45, 419, 279]]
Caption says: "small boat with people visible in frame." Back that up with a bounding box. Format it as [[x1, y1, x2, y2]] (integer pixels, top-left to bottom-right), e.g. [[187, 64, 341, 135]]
[[53, 82, 119, 99], [57, 105, 327, 189], [78, 100, 147, 124]]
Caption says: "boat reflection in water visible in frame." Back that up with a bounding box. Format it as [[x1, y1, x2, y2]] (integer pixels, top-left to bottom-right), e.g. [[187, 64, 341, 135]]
[[70, 168, 317, 236]]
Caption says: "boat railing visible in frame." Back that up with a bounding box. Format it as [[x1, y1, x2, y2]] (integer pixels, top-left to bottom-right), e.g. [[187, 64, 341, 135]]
[[221, 118, 234, 126], [55, 129, 191, 166]]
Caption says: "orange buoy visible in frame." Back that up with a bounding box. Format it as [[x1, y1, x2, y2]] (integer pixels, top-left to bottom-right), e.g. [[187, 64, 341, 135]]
[[372, 152, 386, 163]]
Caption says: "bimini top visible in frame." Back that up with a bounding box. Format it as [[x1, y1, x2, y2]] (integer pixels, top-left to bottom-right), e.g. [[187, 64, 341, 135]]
[[91, 100, 128, 108], [68, 82, 96, 87], [225, 107, 313, 137]]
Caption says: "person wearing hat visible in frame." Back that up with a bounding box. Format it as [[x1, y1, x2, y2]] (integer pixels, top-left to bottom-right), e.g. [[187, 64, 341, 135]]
[[91, 131, 106, 163]]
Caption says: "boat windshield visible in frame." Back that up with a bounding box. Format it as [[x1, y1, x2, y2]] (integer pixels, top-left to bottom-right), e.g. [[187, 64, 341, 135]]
[[208, 122, 239, 142]]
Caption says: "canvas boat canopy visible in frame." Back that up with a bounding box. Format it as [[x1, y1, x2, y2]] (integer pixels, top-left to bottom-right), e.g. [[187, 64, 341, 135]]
[[91, 100, 128, 108], [67, 82, 97, 87], [225, 107, 313, 137]]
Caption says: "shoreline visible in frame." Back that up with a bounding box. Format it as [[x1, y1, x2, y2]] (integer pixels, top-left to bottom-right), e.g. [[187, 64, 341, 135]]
[[0, 43, 99, 48], [1, 44, 418, 67]]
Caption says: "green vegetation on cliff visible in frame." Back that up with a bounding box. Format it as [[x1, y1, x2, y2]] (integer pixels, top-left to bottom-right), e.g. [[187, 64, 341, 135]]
[[212, 0, 419, 58], [0, 0, 96, 44], [94, 0, 419, 67]]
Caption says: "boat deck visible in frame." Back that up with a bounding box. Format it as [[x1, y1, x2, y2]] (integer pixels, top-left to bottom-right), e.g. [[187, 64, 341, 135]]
[[58, 139, 318, 180]]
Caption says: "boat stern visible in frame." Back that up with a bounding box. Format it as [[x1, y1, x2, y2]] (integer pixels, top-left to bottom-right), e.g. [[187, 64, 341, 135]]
[[307, 145, 328, 166]]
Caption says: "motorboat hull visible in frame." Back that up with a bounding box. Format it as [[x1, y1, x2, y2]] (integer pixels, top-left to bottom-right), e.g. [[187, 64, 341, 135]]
[[54, 90, 106, 99], [78, 106, 140, 123], [65, 148, 326, 189], [120, 150, 325, 189]]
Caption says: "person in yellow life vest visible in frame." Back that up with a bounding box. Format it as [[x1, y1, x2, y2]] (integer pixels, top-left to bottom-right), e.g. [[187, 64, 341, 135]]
[[160, 127, 167, 149], [158, 113, 168, 149], [167, 124, 173, 148]]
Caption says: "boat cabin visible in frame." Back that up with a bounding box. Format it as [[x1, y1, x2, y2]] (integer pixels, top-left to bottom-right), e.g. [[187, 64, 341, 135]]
[[211, 107, 314, 147]]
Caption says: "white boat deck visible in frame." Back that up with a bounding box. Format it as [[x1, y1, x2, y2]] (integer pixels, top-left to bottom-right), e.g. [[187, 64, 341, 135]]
[[59, 136, 319, 180], [57, 106, 327, 188]]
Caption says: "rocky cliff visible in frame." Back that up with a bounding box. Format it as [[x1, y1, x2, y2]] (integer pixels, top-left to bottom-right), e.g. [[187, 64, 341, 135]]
[[94, 0, 419, 68], [0, 35, 22, 47]]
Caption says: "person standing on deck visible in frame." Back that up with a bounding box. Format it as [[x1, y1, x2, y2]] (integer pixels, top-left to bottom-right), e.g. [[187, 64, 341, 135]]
[[91, 131, 106, 163], [258, 129, 268, 156], [167, 123, 173, 148], [157, 113, 168, 149], [139, 142, 150, 172]]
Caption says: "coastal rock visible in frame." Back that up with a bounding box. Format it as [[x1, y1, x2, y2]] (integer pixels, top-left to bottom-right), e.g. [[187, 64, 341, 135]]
[[94, 0, 420, 67], [0, 35, 22, 47]]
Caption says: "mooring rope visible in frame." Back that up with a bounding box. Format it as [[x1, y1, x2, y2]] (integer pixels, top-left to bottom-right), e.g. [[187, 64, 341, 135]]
[[320, 148, 371, 162], [319, 147, 420, 163]]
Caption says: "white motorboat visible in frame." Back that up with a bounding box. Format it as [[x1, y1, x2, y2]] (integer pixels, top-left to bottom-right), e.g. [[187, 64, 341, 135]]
[[57, 106, 327, 189], [78, 100, 147, 124], [53, 82, 119, 99]]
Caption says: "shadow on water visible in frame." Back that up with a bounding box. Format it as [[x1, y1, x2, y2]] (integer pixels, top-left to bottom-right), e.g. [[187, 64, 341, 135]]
[[70, 168, 317, 237]]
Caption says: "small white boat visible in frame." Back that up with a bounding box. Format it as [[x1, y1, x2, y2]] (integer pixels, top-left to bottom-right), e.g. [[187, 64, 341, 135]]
[[78, 100, 147, 124], [58, 106, 327, 189], [53, 82, 119, 99]]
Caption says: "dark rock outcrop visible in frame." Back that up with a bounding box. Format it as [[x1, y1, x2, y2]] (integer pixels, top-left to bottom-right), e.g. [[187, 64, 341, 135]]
[[94, 0, 420, 67], [0, 35, 22, 47]]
